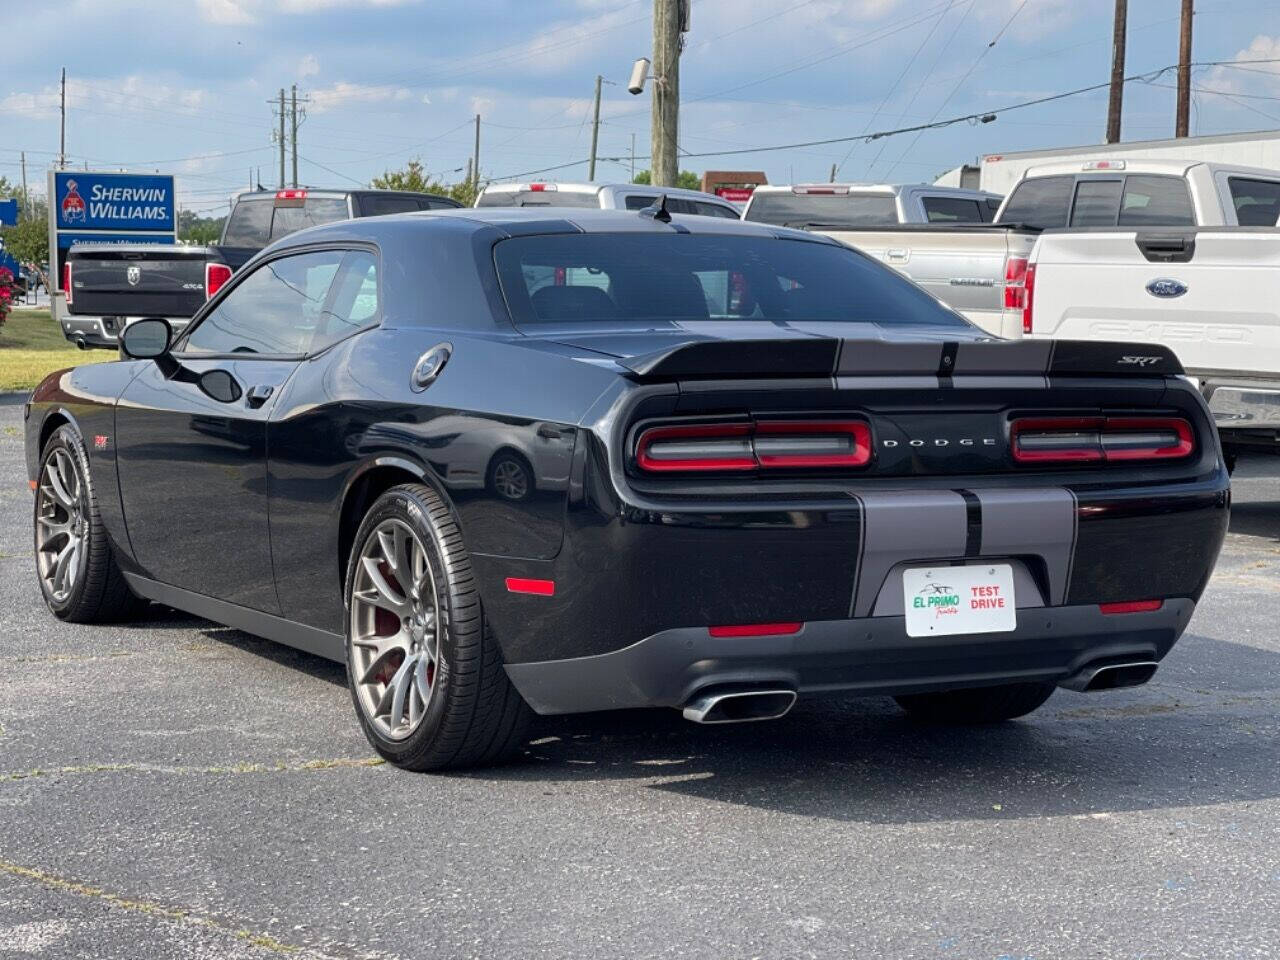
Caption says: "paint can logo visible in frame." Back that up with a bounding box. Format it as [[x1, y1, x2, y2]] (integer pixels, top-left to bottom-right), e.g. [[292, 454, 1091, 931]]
[[61, 180, 86, 224]]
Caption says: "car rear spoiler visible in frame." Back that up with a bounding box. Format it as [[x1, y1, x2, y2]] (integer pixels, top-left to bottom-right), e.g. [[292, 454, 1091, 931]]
[[617, 338, 1184, 380]]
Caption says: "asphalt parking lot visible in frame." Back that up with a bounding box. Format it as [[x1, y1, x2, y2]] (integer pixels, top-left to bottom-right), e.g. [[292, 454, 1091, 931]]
[[1, 393, 1277, 960]]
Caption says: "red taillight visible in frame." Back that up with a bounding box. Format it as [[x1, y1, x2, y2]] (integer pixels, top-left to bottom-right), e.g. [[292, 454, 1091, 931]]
[[1100, 600, 1162, 614], [204, 262, 233, 301], [1010, 416, 1194, 464], [708, 622, 803, 638], [505, 577, 555, 596], [275, 189, 307, 200], [635, 420, 872, 474], [528, 183, 555, 192], [792, 185, 848, 195], [1003, 255, 1028, 312], [1022, 261, 1036, 334], [62, 262, 72, 305]]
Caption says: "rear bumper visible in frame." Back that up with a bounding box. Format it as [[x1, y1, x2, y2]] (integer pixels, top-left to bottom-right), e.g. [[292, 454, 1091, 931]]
[[60, 314, 191, 350], [1204, 380, 1280, 433], [504, 599, 1194, 714]]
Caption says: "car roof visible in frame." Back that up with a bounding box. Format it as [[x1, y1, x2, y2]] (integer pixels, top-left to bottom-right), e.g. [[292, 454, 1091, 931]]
[[269, 205, 833, 250], [477, 182, 736, 203], [1019, 159, 1280, 180], [752, 183, 1000, 199]]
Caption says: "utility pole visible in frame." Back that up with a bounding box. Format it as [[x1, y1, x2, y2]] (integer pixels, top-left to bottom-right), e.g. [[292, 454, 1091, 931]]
[[588, 75, 603, 181], [289, 85, 308, 188], [59, 68, 67, 170], [651, 0, 682, 186], [472, 114, 481, 192], [277, 88, 286, 189], [1176, 0, 1193, 137], [1105, 0, 1127, 144], [20, 152, 28, 215], [630, 133, 636, 183]]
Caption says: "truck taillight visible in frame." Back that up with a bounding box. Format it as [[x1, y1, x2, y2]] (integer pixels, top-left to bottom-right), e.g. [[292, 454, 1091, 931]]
[[1010, 416, 1194, 464], [204, 262, 233, 301], [528, 183, 556, 192], [1022, 262, 1036, 334], [62, 262, 72, 305], [1003, 256, 1027, 311], [635, 420, 872, 473], [275, 189, 307, 200]]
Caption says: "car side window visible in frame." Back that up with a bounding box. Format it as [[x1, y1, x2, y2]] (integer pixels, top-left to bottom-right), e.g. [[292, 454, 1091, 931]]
[[922, 196, 984, 223], [1227, 177, 1280, 226], [180, 250, 347, 356], [623, 194, 658, 210], [694, 201, 740, 219], [307, 251, 381, 353]]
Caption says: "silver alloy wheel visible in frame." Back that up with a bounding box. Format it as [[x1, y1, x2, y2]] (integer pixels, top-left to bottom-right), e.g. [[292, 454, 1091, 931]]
[[492, 458, 528, 500], [349, 519, 440, 741], [36, 448, 87, 604]]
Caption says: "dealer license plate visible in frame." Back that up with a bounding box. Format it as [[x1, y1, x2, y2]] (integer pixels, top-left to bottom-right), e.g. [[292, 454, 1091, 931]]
[[902, 564, 1016, 638]]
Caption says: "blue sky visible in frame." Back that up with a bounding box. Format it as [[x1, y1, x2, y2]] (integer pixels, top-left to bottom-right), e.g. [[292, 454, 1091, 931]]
[[3, 0, 1279, 215]]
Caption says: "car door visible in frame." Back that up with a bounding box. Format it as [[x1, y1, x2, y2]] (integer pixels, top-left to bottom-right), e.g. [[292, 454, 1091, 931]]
[[115, 248, 348, 613]]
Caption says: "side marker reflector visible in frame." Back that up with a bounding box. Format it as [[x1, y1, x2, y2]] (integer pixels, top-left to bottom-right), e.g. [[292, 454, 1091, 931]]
[[1099, 600, 1163, 615], [708, 622, 803, 638], [506, 577, 555, 596]]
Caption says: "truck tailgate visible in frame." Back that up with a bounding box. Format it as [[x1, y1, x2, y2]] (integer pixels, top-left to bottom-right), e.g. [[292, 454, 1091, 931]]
[[68, 246, 210, 319], [816, 226, 1036, 339], [1029, 230, 1280, 378]]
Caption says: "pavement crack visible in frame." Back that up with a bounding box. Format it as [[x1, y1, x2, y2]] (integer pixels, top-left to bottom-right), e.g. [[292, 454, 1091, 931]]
[[0, 856, 399, 959], [0, 757, 386, 783]]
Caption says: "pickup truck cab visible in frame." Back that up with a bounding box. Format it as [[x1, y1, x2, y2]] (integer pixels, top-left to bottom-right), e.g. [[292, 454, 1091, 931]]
[[61, 187, 460, 349], [795, 161, 1280, 339], [475, 182, 741, 218], [742, 183, 1002, 228]]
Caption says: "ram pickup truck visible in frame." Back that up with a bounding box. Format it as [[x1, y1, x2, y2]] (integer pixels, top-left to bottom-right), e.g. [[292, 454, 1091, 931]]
[[1025, 222, 1280, 462], [790, 161, 1280, 339], [61, 187, 460, 349]]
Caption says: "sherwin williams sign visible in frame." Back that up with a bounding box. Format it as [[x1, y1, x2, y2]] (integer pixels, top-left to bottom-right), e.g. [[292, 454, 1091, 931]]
[[54, 172, 175, 232]]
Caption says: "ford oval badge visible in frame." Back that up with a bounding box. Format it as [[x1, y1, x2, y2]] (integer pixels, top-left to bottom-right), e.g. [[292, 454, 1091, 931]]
[[1146, 278, 1188, 298]]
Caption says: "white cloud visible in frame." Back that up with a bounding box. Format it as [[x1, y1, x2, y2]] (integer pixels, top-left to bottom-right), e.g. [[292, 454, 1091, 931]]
[[309, 81, 414, 112], [1, 76, 208, 121], [1206, 35, 1280, 96], [197, 0, 254, 25], [298, 53, 321, 78]]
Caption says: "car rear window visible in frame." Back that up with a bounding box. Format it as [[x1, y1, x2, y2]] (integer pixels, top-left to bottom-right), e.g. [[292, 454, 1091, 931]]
[[997, 175, 1073, 229], [743, 192, 898, 228], [360, 196, 431, 216], [476, 190, 601, 208], [1227, 177, 1280, 226], [221, 198, 273, 247], [1069, 179, 1123, 226], [1117, 175, 1195, 226], [270, 198, 349, 240], [494, 233, 969, 331]]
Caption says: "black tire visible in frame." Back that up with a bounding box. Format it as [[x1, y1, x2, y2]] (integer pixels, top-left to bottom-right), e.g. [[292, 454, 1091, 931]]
[[34, 425, 147, 623], [486, 450, 535, 503], [344, 483, 532, 771], [893, 681, 1055, 724]]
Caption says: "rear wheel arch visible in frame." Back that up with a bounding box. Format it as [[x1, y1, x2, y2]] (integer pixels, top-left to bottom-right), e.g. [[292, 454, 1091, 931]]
[[337, 457, 452, 591]]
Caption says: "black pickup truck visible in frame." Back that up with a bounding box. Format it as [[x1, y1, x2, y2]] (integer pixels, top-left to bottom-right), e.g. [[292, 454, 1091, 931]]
[[60, 188, 460, 349]]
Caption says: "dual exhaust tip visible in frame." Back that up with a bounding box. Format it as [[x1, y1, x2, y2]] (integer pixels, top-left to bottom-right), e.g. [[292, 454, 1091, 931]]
[[682, 688, 797, 724], [680, 660, 1158, 724]]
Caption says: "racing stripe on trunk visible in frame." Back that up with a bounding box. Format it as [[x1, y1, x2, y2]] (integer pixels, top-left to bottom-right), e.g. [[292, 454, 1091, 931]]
[[849, 491, 969, 617], [973, 488, 1077, 605]]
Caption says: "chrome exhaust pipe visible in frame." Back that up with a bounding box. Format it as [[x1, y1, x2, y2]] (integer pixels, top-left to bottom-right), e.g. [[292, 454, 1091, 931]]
[[74, 338, 87, 351], [1060, 660, 1158, 693], [682, 688, 797, 724]]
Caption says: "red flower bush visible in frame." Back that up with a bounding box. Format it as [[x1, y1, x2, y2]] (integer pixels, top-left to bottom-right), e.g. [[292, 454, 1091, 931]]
[[0, 267, 14, 329]]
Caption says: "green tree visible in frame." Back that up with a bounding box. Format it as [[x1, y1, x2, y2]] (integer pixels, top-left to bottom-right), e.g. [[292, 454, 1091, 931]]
[[177, 208, 226, 245], [631, 169, 702, 190], [371, 159, 478, 207]]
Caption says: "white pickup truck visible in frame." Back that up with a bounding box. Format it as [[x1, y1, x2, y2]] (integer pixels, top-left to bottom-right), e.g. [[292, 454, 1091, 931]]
[[1026, 220, 1280, 460], [801, 160, 1280, 338]]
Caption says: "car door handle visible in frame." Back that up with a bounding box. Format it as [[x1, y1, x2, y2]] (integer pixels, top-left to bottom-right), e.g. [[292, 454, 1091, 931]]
[[245, 384, 274, 408]]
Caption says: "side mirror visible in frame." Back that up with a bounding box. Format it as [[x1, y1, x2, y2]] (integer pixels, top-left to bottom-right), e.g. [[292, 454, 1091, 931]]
[[121, 318, 173, 360]]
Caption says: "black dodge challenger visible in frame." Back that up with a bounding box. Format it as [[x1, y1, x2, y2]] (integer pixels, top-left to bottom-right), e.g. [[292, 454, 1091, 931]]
[[25, 205, 1230, 771]]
